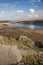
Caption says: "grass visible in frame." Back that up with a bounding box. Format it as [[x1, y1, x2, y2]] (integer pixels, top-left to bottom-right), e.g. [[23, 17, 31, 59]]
[[22, 54, 43, 65], [0, 27, 43, 42], [0, 36, 43, 65], [0, 26, 43, 65]]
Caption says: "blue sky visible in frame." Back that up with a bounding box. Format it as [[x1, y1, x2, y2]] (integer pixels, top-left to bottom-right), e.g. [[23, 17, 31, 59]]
[[0, 0, 43, 20]]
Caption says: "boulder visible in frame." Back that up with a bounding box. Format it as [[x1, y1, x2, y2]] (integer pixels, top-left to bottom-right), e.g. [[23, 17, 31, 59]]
[[0, 44, 22, 65], [19, 35, 34, 44], [35, 40, 43, 48]]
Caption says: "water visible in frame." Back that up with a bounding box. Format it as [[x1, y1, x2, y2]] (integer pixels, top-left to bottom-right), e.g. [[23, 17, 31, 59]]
[[9, 23, 43, 30]]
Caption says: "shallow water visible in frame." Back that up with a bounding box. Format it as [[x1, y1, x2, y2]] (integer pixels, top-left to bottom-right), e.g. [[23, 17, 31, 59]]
[[9, 23, 43, 30]]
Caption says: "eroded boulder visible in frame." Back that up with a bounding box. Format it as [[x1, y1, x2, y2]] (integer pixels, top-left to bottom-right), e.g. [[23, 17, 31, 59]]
[[0, 44, 22, 65], [19, 35, 34, 44]]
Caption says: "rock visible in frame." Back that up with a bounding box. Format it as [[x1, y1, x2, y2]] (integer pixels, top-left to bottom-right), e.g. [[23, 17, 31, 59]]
[[10, 38, 16, 41], [19, 35, 34, 44], [35, 40, 43, 48], [16, 36, 19, 40], [17, 62, 29, 65], [0, 44, 22, 65], [0, 36, 4, 40], [17, 62, 24, 65]]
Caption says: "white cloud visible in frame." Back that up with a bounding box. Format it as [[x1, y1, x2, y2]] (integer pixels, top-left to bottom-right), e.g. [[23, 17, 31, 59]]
[[0, 13, 5, 19], [28, 14, 38, 18], [0, 3, 16, 10], [16, 10, 24, 13], [29, 8, 35, 14], [38, 0, 41, 2], [29, 8, 39, 18], [29, 0, 41, 2], [0, 11, 5, 17], [0, 11, 5, 14], [35, 14, 38, 17], [0, 3, 10, 8], [0, 9, 43, 20]]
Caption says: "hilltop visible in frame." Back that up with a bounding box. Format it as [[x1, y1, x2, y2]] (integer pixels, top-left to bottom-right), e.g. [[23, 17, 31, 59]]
[[0, 19, 43, 24], [0, 21, 10, 23], [9, 19, 43, 24]]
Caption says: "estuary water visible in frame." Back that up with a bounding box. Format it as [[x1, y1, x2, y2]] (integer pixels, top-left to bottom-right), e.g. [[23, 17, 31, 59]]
[[9, 23, 43, 30]]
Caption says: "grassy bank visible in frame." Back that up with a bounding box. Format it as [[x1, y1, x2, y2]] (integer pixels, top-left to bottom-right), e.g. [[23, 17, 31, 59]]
[[0, 27, 43, 42], [0, 26, 43, 65]]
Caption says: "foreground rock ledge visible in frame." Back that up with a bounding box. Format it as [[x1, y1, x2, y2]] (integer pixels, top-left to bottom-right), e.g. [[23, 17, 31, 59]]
[[19, 35, 34, 44], [0, 44, 22, 65]]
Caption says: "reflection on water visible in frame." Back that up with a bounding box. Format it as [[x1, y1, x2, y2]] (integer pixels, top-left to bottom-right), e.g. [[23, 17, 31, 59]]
[[9, 23, 43, 30], [29, 25, 35, 30]]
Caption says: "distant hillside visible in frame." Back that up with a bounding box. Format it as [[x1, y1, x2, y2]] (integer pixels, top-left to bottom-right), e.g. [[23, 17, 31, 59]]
[[0, 20, 43, 24], [0, 21, 10, 23], [10, 20, 43, 24]]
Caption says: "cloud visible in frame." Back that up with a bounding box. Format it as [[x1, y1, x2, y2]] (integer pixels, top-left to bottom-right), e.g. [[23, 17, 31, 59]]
[[28, 8, 38, 18], [28, 13, 38, 18], [0, 11, 10, 20], [29, 0, 41, 2], [0, 11, 5, 14], [0, 9, 43, 20], [36, 10, 43, 18], [0, 11, 5, 16], [0, 13, 5, 19], [0, 3, 10, 8], [38, 0, 41, 2], [29, 8, 35, 14], [0, 3, 16, 10], [16, 10, 24, 13]]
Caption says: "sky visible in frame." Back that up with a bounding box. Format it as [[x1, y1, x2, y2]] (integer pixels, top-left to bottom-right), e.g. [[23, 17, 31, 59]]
[[0, 0, 43, 20]]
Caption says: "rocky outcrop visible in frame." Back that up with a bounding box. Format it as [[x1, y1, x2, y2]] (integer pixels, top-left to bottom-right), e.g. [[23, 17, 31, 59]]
[[0, 45, 22, 65], [35, 40, 43, 48], [19, 35, 34, 44]]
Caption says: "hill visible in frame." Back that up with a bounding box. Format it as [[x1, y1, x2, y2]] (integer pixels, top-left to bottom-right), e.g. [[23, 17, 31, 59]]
[[10, 20, 43, 24], [0, 20, 43, 24]]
